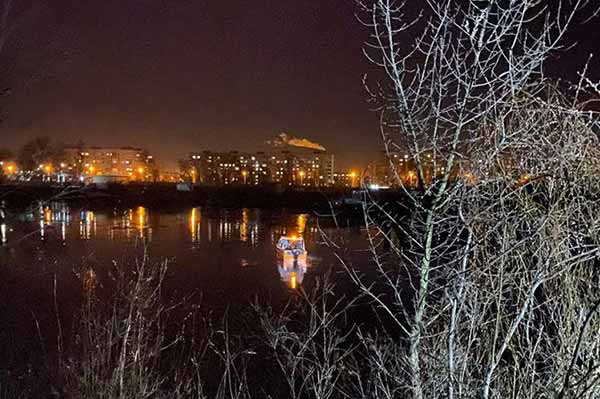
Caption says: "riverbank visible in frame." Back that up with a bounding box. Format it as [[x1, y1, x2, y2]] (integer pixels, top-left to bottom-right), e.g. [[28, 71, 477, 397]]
[[0, 182, 350, 211]]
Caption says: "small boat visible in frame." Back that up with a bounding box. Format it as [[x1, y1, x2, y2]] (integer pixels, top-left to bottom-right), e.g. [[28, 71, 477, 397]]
[[276, 235, 308, 289], [276, 235, 307, 262]]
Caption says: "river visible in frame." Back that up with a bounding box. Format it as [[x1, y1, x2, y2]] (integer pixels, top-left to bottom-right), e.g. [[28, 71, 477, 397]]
[[0, 202, 365, 307]]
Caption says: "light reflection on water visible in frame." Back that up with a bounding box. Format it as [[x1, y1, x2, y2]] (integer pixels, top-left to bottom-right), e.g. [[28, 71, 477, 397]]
[[278, 254, 308, 289], [1, 223, 6, 245], [2, 202, 325, 291]]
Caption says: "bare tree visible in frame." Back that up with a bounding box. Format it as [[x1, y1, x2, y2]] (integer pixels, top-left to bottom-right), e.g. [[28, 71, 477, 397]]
[[256, 277, 357, 399], [325, 1, 600, 398]]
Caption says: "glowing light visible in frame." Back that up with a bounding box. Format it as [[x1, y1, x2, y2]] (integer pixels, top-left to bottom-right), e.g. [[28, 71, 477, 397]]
[[290, 272, 298, 289], [190, 208, 200, 242], [61, 222, 66, 242], [296, 214, 307, 235], [1, 223, 6, 244], [137, 167, 145, 174], [138, 206, 145, 224], [240, 208, 248, 242], [405, 171, 417, 186], [80, 210, 95, 239], [44, 207, 52, 223], [136, 207, 147, 237], [516, 174, 532, 185], [4, 163, 15, 174]]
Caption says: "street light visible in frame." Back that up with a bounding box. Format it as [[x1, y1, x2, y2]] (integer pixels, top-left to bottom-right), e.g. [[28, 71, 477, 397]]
[[242, 170, 248, 184], [299, 170, 305, 186], [349, 171, 358, 187], [407, 171, 416, 186], [137, 167, 145, 181]]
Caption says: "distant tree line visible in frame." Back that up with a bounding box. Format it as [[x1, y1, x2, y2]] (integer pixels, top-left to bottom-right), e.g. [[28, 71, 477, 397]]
[[0, 136, 66, 171]]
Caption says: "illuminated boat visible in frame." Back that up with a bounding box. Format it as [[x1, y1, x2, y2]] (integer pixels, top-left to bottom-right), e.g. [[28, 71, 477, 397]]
[[276, 235, 308, 289], [276, 235, 307, 262]]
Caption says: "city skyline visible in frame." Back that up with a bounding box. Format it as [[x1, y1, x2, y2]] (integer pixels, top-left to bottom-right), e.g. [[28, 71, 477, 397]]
[[0, 1, 598, 170], [0, 140, 363, 188]]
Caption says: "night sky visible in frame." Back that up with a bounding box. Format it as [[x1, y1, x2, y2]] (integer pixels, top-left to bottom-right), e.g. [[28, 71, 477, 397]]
[[1, 1, 599, 170]]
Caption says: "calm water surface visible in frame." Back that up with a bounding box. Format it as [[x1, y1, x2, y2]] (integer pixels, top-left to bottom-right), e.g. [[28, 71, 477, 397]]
[[1, 203, 361, 307]]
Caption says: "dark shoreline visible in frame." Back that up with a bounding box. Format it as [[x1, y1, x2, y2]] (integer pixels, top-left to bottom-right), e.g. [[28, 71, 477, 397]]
[[0, 182, 347, 209]]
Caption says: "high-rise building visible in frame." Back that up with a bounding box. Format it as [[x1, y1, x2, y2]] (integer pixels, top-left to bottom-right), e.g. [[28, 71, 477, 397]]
[[187, 149, 335, 187], [63, 146, 156, 181], [188, 150, 271, 186]]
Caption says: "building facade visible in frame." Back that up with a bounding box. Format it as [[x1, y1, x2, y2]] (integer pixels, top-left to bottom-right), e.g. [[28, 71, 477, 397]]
[[187, 149, 336, 187], [63, 146, 156, 182]]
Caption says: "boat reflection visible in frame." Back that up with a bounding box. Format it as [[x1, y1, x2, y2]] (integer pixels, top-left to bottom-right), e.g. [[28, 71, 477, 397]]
[[278, 255, 308, 289], [276, 235, 309, 289]]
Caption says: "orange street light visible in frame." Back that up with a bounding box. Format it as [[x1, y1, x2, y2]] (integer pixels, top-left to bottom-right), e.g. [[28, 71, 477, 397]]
[[407, 171, 416, 186], [349, 171, 358, 187]]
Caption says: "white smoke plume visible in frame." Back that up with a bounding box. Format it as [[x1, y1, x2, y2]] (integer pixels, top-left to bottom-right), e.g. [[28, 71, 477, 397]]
[[268, 133, 326, 151]]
